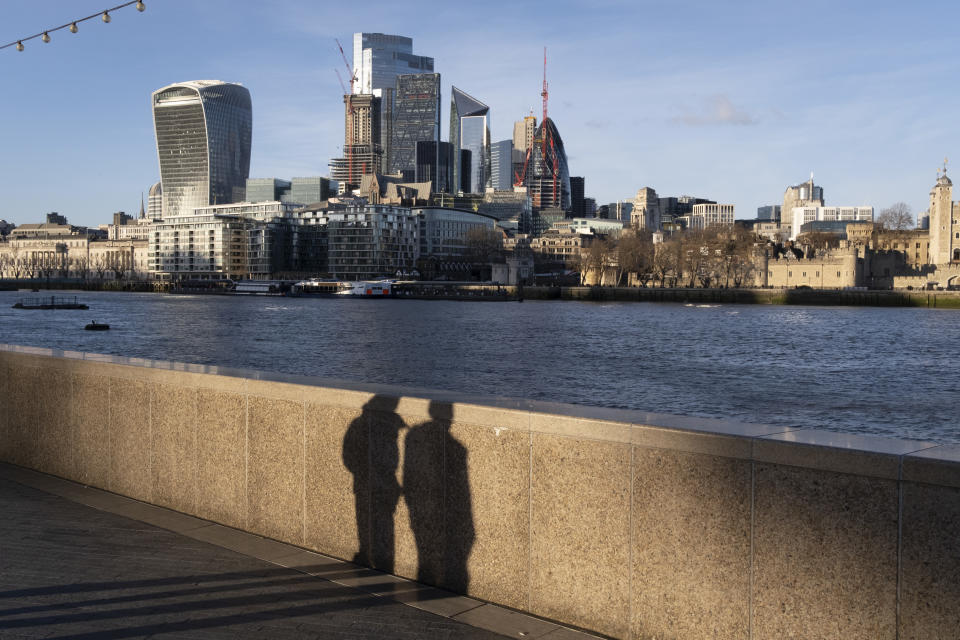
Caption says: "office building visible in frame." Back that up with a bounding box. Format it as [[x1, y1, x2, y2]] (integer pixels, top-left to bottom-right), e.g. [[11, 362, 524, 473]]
[[757, 205, 782, 222], [691, 203, 735, 229], [783, 176, 825, 238], [415, 207, 496, 258], [789, 205, 872, 240], [513, 116, 536, 155], [416, 141, 455, 193], [489, 139, 514, 191], [352, 33, 434, 96], [569, 177, 585, 218], [526, 118, 571, 211], [152, 80, 252, 218], [246, 177, 334, 205], [450, 87, 490, 194], [609, 201, 633, 225], [329, 93, 382, 192], [632, 188, 661, 230], [353, 34, 433, 174], [390, 73, 441, 180]]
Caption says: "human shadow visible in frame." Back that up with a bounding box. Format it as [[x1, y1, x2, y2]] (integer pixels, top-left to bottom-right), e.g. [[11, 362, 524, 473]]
[[342, 395, 404, 574], [403, 401, 475, 593]]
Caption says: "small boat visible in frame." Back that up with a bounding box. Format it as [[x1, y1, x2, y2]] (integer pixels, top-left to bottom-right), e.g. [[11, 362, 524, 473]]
[[335, 280, 394, 297], [84, 322, 110, 331]]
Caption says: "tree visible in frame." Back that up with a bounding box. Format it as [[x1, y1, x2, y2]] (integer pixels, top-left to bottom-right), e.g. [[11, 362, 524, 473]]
[[464, 227, 503, 263], [616, 230, 654, 286], [876, 202, 914, 231]]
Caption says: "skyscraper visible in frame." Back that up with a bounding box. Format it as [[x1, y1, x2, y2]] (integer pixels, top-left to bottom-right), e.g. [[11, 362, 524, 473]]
[[152, 80, 252, 218], [569, 176, 585, 217], [329, 94, 382, 191], [416, 141, 455, 193], [391, 73, 441, 180], [352, 33, 434, 95], [526, 118, 570, 211], [450, 87, 490, 195], [490, 139, 513, 191], [352, 33, 434, 174]]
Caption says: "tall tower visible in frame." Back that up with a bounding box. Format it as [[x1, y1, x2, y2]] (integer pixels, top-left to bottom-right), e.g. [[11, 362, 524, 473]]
[[352, 33, 434, 173], [329, 94, 382, 191], [390, 73, 441, 180], [929, 165, 954, 264], [152, 81, 252, 219], [450, 87, 490, 194]]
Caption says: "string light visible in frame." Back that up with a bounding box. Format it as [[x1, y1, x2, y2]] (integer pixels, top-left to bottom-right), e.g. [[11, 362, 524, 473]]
[[0, 1, 145, 53]]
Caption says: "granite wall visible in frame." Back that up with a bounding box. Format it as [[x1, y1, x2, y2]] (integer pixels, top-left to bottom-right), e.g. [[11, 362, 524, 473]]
[[1, 345, 958, 640]]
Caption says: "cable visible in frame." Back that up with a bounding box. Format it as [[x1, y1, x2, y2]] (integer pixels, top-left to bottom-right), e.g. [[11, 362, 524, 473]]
[[1, 1, 145, 52]]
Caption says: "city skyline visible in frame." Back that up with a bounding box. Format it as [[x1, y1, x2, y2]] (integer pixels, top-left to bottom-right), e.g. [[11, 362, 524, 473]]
[[2, 0, 960, 227]]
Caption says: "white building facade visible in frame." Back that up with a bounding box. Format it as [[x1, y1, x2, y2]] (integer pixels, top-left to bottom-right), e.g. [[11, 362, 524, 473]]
[[690, 203, 735, 229], [790, 206, 873, 240]]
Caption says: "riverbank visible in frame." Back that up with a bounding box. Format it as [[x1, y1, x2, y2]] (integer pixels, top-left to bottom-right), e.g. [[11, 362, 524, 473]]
[[4, 278, 960, 308], [522, 286, 960, 308]]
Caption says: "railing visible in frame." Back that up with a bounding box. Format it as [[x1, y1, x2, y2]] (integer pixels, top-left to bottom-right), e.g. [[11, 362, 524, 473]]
[[0, 343, 957, 640]]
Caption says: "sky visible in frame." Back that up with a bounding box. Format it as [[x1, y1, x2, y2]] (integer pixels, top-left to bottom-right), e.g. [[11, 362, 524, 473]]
[[2, 0, 960, 228]]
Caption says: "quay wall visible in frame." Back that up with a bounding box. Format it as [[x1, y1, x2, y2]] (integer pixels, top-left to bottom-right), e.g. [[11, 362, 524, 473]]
[[1, 345, 958, 639], [523, 285, 960, 308]]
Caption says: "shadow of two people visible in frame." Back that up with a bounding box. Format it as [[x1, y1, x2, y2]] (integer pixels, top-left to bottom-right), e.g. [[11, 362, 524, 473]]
[[342, 396, 474, 592]]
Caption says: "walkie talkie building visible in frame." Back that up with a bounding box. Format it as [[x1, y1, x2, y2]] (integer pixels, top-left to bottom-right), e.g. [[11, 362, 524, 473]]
[[152, 80, 252, 218]]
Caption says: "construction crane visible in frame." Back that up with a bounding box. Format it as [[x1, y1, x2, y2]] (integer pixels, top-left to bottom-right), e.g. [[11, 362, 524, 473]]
[[514, 47, 560, 208], [335, 38, 358, 189], [540, 47, 559, 207]]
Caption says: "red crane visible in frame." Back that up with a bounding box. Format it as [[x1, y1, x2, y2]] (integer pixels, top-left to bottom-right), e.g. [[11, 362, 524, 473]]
[[335, 38, 357, 189], [514, 48, 559, 208]]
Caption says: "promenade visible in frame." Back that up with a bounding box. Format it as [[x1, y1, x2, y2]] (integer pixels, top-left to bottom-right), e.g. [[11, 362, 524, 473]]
[[0, 464, 583, 639]]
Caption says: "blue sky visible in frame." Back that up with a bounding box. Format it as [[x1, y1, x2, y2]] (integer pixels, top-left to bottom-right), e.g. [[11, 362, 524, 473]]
[[1, 0, 958, 228]]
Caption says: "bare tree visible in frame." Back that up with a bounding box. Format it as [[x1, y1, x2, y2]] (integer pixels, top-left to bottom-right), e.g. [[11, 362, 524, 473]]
[[616, 230, 654, 286], [93, 254, 108, 280], [72, 256, 89, 281], [464, 227, 503, 263], [876, 202, 914, 231]]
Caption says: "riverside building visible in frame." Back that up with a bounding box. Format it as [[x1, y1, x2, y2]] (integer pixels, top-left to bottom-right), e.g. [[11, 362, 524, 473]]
[[321, 204, 420, 280], [151, 81, 252, 219]]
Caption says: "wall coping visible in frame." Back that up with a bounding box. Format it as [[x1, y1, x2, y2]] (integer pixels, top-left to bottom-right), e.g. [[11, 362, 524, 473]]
[[2, 343, 957, 484]]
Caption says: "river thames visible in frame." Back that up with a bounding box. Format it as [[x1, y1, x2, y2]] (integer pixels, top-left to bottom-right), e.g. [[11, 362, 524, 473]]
[[1, 290, 957, 443]]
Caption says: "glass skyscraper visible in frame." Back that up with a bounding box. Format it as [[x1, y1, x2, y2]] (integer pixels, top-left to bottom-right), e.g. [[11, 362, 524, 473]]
[[390, 73, 441, 180], [528, 118, 571, 211], [489, 139, 514, 191], [450, 87, 490, 195], [352, 33, 434, 95], [152, 81, 252, 219]]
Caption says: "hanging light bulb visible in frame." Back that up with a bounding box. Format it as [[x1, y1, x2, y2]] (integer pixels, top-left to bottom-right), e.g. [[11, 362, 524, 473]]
[[16, 40, 24, 52], [136, 1, 146, 11], [69, 22, 78, 34], [102, 11, 111, 23], [41, 32, 51, 43]]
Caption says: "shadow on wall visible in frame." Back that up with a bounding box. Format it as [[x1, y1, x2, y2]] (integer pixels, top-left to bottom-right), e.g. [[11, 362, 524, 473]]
[[342, 395, 475, 592]]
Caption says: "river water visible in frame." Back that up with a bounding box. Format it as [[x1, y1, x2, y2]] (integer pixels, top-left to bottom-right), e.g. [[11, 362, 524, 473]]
[[1, 290, 957, 443]]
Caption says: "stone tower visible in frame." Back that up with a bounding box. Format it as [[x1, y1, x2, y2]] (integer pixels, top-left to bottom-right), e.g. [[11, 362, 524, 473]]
[[928, 167, 954, 265]]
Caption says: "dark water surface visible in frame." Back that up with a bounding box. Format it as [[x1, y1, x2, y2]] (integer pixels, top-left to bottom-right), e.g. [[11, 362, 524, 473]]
[[2, 290, 957, 443]]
